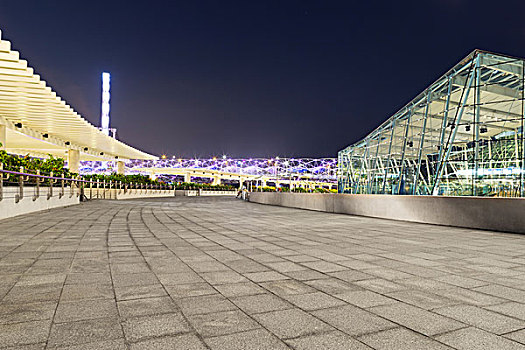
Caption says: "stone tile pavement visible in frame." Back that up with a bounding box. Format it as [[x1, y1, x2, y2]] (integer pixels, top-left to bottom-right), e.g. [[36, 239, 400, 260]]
[[1, 196, 525, 349]]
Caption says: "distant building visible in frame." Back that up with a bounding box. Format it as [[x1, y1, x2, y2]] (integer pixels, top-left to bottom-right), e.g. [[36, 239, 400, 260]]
[[338, 50, 525, 197]]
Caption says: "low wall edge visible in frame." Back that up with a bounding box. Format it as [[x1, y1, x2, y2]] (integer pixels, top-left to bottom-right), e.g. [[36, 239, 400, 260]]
[[249, 192, 525, 234]]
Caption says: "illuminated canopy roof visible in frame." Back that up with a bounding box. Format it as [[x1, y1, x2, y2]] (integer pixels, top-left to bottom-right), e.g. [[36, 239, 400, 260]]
[[0, 29, 156, 160], [126, 158, 337, 180]]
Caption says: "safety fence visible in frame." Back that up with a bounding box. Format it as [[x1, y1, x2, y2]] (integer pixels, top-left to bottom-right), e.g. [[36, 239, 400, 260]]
[[0, 165, 174, 203]]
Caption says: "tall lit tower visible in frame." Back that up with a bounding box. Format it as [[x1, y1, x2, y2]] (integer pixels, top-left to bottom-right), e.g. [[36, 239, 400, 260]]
[[101, 72, 111, 136]]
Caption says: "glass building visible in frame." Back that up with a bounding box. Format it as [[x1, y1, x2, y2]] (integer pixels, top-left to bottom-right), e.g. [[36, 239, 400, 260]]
[[338, 50, 525, 197]]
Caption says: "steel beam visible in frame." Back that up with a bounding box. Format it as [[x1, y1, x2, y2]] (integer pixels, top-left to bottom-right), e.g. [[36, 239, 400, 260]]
[[431, 55, 479, 195]]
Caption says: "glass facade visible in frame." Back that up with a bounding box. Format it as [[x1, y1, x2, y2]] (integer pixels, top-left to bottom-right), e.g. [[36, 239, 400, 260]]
[[338, 50, 525, 197]]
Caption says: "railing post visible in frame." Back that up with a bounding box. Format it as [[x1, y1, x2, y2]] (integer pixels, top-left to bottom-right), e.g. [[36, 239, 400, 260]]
[[0, 163, 3, 202], [15, 166, 24, 203], [33, 169, 40, 201], [78, 175, 82, 198], [48, 171, 53, 200], [60, 173, 65, 199], [69, 175, 74, 198]]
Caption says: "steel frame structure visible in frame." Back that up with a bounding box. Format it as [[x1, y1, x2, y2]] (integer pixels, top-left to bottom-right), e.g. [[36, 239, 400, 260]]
[[338, 50, 525, 197], [82, 158, 337, 183]]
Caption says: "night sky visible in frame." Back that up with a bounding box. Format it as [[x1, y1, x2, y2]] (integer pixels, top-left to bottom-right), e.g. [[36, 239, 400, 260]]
[[1, 1, 524, 158]]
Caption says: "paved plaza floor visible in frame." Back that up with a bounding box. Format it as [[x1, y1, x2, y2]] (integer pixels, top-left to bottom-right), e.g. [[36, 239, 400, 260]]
[[1, 197, 525, 349]]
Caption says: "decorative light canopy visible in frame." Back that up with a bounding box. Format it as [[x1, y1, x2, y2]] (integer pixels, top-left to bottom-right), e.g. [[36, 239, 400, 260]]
[[81, 157, 337, 182]]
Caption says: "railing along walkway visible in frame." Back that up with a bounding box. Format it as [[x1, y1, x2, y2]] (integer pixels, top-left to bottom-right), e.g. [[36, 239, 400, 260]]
[[0, 164, 174, 203]]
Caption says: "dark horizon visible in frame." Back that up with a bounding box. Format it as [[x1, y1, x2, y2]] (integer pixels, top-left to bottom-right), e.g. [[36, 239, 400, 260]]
[[1, 1, 524, 158]]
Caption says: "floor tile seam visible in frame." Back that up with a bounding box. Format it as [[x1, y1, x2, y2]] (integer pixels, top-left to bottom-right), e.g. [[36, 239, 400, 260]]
[[239, 282, 402, 347], [133, 206, 213, 350], [164, 206, 319, 259], [430, 324, 523, 342], [111, 205, 141, 350], [158, 206, 395, 308], [157, 207, 292, 281], [431, 303, 525, 325], [0, 219, 63, 303], [358, 325, 471, 350], [473, 278, 525, 293], [45, 324, 124, 350], [330, 289, 404, 309], [123, 330, 195, 347], [431, 310, 525, 336], [285, 308, 398, 348], [181, 318, 263, 340], [271, 328, 348, 342], [42, 213, 96, 350], [200, 328, 290, 348], [430, 274, 493, 288], [176, 217, 264, 252], [0, 306, 60, 326], [498, 325, 525, 336], [361, 291, 436, 317], [326, 299, 471, 336], [469, 284, 525, 304], [48, 314, 122, 325], [97, 200, 524, 344], [357, 312, 464, 343], [0, 226, 84, 303], [151, 206, 319, 347], [500, 331, 525, 345]]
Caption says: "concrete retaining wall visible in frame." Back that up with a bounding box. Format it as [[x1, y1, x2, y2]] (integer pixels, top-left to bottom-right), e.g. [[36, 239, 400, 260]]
[[200, 190, 237, 196], [0, 187, 175, 220], [175, 190, 199, 197], [0, 187, 79, 220], [249, 192, 525, 234], [87, 189, 175, 200], [175, 190, 237, 197]]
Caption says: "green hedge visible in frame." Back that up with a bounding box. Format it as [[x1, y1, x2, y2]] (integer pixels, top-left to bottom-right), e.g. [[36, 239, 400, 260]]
[[0, 150, 75, 178], [82, 173, 156, 185]]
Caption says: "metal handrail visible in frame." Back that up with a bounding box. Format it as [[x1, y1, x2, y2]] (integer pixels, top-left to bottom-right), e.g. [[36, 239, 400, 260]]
[[0, 167, 175, 202], [0, 166, 238, 203]]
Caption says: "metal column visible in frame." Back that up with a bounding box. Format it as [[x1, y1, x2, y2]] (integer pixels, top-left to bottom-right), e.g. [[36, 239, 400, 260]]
[[431, 55, 478, 195], [413, 93, 431, 195], [397, 109, 413, 195]]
